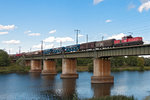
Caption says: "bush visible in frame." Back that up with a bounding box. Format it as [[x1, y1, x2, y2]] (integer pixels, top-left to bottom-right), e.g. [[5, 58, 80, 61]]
[[88, 95, 135, 100], [77, 58, 92, 66], [111, 57, 125, 67], [125, 56, 138, 66], [88, 62, 93, 72], [0, 49, 11, 66], [137, 57, 145, 71]]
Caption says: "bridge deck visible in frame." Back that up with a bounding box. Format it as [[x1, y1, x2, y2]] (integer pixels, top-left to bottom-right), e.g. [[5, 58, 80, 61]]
[[24, 44, 150, 60]]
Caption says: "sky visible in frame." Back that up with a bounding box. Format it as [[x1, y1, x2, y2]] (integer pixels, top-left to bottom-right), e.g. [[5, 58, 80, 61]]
[[0, 0, 150, 54]]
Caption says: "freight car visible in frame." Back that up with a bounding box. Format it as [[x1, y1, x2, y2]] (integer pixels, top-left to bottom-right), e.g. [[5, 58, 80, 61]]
[[80, 42, 95, 50], [65, 44, 80, 52], [95, 39, 115, 48], [20, 35, 143, 57]]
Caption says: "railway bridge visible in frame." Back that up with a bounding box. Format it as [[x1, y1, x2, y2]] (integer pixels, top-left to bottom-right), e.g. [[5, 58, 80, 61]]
[[20, 44, 150, 84]]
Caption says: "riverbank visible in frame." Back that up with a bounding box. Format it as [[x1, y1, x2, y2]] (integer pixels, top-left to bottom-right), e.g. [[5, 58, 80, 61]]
[[76, 66, 150, 72], [0, 64, 30, 73], [111, 66, 150, 71], [1, 65, 150, 74], [77, 95, 135, 100]]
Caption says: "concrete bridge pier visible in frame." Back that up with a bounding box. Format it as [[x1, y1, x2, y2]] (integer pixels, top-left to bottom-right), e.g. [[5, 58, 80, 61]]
[[25, 60, 31, 66], [42, 59, 57, 75], [91, 58, 114, 84], [29, 60, 42, 72], [60, 58, 78, 79]]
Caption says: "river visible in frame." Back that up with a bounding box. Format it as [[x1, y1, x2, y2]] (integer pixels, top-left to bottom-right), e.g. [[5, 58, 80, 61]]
[[0, 71, 150, 100]]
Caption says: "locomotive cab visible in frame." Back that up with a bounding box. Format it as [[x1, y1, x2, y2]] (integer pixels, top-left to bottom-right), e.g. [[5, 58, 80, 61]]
[[122, 35, 133, 40]]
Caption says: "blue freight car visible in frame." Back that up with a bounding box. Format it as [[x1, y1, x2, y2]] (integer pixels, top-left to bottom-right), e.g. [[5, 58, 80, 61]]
[[43, 49, 53, 55], [52, 47, 65, 54], [65, 44, 80, 52]]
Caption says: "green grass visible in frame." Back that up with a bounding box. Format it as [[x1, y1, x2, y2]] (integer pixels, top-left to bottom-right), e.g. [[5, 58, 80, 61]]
[[0, 64, 30, 73], [1, 64, 150, 74], [111, 66, 150, 72], [87, 95, 135, 100], [57, 66, 150, 72], [72, 95, 136, 100]]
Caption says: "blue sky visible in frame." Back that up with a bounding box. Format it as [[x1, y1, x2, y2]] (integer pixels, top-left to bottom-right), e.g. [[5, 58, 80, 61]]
[[0, 0, 150, 54]]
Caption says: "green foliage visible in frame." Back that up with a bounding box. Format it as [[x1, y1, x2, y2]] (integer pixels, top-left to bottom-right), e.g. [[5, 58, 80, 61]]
[[56, 59, 62, 67], [0, 49, 11, 66], [87, 95, 135, 100], [88, 62, 93, 72], [144, 58, 150, 66], [0, 64, 30, 73], [137, 57, 145, 71], [110, 57, 125, 67], [72, 93, 79, 100], [77, 58, 92, 66], [125, 56, 138, 66], [71, 95, 136, 100]]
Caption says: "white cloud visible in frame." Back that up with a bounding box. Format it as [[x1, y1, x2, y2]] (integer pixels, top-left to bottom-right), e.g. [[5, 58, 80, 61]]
[[43, 36, 74, 43], [0, 25, 16, 30], [144, 40, 150, 44], [107, 33, 126, 40], [105, 19, 112, 23], [28, 33, 41, 36], [44, 44, 54, 49], [32, 44, 41, 49], [24, 30, 31, 34], [78, 34, 84, 38], [93, 0, 103, 5], [55, 37, 74, 43], [138, 1, 150, 12], [2, 40, 20, 44], [49, 30, 56, 34], [43, 37, 55, 42], [0, 32, 8, 35], [128, 3, 136, 10], [32, 43, 54, 49], [140, 0, 149, 3]]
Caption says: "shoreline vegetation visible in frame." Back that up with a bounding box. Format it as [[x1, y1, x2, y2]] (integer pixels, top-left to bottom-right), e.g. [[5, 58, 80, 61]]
[[1, 49, 150, 73], [75, 95, 136, 100], [1, 65, 150, 74], [0, 64, 30, 73]]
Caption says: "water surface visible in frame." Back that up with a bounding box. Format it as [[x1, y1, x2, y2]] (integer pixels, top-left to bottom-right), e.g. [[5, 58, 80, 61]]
[[0, 71, 150, 100]]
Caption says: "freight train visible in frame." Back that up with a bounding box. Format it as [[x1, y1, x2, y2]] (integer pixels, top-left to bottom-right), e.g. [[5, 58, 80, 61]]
[[43, 35, 144, 55], [12, 35, 144, 57]]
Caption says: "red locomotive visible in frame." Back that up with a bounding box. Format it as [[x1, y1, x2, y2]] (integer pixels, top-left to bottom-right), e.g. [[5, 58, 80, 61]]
[[114, 35, 143, 47]]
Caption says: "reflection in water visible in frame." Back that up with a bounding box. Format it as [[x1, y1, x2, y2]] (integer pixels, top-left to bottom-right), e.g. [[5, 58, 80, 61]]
[[61, 79, 77, 100], [29, 73, 41, 80], [40, 78, 77, 100], [91, 83, 113, 98], [1, 72, 150, 99], [40, 75, 58, 100], [41, 75, 56, 88]]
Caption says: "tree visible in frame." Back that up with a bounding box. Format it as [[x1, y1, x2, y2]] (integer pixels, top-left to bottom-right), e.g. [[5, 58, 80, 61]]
[[110, 56, 125, 67], [125, 56, 138, 66], [77, 58, 92, 66], [137, 57, 145, 71], [144, 58, 150, 66], [0, 49, 11, 66]]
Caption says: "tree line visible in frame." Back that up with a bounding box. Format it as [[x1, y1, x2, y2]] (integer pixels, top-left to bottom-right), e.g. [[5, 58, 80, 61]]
[[0, 49, 150, 69]]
